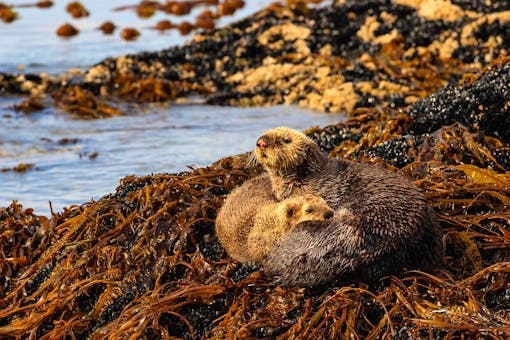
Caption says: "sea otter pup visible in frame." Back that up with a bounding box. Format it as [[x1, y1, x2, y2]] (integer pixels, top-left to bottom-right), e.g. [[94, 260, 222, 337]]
[[215, 173, 276, 263], [247, 194, 334, 263], [254, 126, 444, 287]]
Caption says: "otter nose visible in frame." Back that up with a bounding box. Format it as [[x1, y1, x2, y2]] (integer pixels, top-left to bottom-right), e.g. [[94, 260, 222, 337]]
[[256, 136, 270, 151], [324, 211, 334, 219]]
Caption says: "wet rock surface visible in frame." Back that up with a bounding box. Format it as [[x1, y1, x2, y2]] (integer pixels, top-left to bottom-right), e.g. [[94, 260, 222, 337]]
[[1, 0, 510, 338], [408, 61, 510, 141]]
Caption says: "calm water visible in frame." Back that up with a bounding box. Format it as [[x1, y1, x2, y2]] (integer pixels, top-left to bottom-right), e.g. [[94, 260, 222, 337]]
[[0, 0, 271, 74], [0, 1, 342, 215]]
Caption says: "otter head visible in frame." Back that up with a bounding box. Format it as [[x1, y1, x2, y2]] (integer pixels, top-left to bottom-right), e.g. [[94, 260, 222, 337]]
[[254, 126, 316, 175], [279, 194, 334, 231]]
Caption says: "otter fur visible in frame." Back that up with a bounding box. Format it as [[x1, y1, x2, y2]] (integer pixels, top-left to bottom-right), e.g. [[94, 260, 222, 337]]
[[254, 126, 444, 287], [247, 194, 334, 263], [215, 174, 275, 263]]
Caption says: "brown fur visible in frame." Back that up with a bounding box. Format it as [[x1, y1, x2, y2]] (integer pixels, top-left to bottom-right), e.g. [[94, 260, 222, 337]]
[[254, 127, 444, 287], [247, 194, 333, 263], [215, 174, 275, 263]]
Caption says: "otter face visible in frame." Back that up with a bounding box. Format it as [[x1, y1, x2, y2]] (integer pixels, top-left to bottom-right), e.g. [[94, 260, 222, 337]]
[[280, 194, 333, 231], [254, 127, 313, 172]]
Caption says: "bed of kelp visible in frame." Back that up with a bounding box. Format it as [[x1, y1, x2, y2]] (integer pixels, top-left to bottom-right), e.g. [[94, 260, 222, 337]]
[[1, 0, 510, 339]]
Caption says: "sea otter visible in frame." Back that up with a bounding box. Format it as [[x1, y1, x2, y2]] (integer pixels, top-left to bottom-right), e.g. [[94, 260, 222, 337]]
[[215, 173, 275, 263], [254, 126, 444, 287], [247, 194, 334, 263]]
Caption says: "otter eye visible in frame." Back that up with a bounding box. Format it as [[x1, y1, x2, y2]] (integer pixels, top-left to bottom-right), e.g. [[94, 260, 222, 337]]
[[305, 207, 313, 213], [287, 208, 294, 217], [283, 137, 291, 144]]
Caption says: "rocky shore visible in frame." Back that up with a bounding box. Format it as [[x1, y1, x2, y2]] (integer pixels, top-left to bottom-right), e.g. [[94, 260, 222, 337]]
[[1, 0, 509, 338]]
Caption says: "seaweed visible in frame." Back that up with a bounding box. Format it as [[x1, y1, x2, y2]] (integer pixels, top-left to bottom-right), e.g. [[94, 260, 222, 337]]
[[1, 0, 510, 338], [1, 60, 509, 337]]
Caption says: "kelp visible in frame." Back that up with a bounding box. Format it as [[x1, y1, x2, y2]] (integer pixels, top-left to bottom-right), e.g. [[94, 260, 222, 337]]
[[0, 157, 256, 339], [1, 59, 509, 338], [0, 164, 36, 173], [1, 0, 510, 338], [52, 86, 124, 118]]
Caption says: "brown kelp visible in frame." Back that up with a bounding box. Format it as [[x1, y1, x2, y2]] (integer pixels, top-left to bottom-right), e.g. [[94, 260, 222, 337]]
[[1, 0, 510, 338], [1, 56, 510, 338]]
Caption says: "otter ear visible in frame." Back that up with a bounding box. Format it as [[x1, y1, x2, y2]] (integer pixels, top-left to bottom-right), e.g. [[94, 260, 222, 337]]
[[287, 208, 294, 217]]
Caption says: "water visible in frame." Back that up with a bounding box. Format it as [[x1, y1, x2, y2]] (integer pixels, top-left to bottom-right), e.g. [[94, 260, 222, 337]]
[[0, 99, 341, 215], [0, 1, 343, 215], [0, 0, 272, 74]]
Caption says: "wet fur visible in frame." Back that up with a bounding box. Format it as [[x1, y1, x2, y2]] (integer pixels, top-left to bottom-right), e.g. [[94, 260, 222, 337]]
[[247, 194, 333, 263], [255, 127, 444, 287], [215, 174, 276, 263]]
